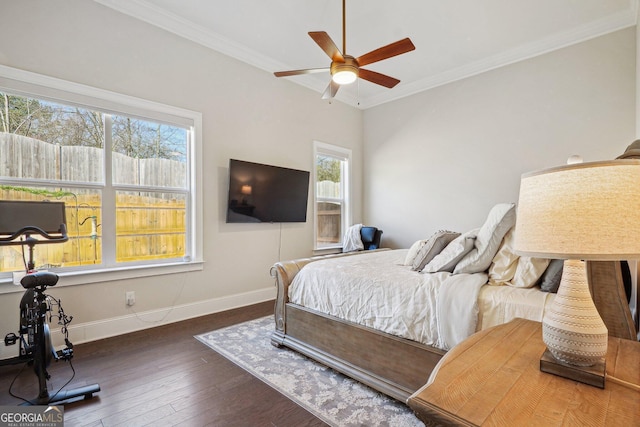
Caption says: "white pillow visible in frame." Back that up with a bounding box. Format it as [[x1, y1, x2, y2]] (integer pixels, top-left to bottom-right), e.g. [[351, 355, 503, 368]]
[[411, 230, 460, 271], [422, 229, 478, 273], [510, 257, 550, 288], [453, 203, 517, 274], [487, 228, 519, 285], [404, 239, 428, 266]]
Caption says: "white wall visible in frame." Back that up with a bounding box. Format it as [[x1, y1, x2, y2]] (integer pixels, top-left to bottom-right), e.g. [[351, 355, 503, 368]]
[[0, 0, 363, 358], [363, 28, 636, 248]]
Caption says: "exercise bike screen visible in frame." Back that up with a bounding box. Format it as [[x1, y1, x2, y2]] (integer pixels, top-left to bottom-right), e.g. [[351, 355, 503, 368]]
[[0, 200, 67, 236]]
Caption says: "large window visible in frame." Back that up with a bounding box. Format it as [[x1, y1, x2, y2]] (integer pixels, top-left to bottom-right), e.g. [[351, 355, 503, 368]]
[[0, 66, 202, 280], [313, 141, 351, 250]]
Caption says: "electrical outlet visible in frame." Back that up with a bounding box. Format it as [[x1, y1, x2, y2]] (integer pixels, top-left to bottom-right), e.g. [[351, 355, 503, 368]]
[[126, 291, 135, 306]]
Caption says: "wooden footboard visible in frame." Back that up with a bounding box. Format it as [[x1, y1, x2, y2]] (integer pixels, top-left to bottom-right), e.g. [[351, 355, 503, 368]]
[[270, 251, 445, 402], [279, 303, 444, 402], [271, 250, 385, 344]]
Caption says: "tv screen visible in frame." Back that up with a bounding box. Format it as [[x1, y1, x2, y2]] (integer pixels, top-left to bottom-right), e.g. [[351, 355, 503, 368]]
[[226, 159, 310, 223]]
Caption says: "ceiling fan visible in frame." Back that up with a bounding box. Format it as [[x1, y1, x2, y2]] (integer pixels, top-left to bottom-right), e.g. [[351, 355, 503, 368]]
[[274, 0, 416, 99]]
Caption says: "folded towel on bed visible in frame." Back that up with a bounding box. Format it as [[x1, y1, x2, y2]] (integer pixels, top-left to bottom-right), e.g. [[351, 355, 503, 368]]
[[436, 272, 488, 349], [343, 224, 364, 252]]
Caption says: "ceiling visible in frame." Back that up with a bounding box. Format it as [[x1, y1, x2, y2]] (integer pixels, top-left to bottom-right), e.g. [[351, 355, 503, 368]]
[[95, 0, 637, 109]]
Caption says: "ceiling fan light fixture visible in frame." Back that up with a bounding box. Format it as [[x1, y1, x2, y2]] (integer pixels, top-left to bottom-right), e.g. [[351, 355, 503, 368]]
[[330, 56, 359, 85], [332, 69, 357, 85]]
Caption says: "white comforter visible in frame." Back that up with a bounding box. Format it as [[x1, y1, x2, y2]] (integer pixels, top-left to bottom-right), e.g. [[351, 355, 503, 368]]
[[288, 250, 488, 350]]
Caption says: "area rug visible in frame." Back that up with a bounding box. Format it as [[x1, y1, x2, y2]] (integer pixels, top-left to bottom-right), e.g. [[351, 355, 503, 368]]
[[195, 316, 424, 427]]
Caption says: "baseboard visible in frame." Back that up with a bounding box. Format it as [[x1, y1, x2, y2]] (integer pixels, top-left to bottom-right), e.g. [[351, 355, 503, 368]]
[[1, 287, 275, 359]]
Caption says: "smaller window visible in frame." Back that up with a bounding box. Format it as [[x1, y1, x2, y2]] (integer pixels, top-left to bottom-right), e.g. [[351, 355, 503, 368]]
[[313, 142, 351, 250]]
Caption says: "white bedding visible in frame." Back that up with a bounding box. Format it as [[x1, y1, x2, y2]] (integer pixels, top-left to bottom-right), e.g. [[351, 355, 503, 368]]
[[288, 249, 552, 351], [289, 250, 487, 350], [477, 284, 554, 331]]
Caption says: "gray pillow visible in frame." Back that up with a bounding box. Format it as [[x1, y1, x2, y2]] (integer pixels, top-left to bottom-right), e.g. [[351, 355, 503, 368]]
[[411, 230, 460, 271], [422, 229, 478, 273], [538, 259, 564, 293]]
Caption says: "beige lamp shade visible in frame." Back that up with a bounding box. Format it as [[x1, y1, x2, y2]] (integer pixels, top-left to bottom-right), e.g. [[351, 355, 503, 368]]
[[514, 160, 640, 260], [515, 159, 640, 373]]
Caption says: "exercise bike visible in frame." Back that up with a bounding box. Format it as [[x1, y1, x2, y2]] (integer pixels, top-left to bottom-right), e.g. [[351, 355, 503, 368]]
[[0, 200, 100, 405]]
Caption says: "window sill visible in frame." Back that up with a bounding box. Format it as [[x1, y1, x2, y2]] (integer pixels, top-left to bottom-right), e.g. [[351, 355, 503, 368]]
[[0, 261, 204, 294]]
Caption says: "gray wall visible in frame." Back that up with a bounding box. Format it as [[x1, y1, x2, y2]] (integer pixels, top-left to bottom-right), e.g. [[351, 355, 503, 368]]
[[363, 28, 636, 248]]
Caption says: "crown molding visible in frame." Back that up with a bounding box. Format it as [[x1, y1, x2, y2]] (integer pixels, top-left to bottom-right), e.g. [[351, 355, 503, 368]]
[[95, 0, 638, 110]]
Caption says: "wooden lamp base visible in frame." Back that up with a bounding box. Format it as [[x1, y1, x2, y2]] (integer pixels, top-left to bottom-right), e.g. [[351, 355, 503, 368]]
[[540, 349, 605, 388]]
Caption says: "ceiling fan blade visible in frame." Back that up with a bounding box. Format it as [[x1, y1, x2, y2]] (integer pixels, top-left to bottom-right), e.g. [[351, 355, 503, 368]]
[[274, 68, 329, 77], [356, 38, 415, 67], [321, 80, 340, 99], [359, 68, 401, 88], [309, 31, 345, 62]]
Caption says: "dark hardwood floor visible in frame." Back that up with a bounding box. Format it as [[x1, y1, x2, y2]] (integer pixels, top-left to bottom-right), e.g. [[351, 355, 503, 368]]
[[0, 300, 327, 426]]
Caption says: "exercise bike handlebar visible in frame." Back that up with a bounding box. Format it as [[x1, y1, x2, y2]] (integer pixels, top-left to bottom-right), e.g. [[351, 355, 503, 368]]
[[0, 225, 68, 246]]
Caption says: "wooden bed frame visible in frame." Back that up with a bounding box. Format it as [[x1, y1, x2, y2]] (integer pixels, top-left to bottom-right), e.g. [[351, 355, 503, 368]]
[[271, 252, 639, 403]]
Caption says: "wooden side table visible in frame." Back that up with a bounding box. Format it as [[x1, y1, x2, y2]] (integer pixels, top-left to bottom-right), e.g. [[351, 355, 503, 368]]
[[407, 318, 640, 426]]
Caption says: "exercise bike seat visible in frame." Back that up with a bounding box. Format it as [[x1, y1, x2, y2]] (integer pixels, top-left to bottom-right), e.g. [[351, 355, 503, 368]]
[[20, 271, 59, 289]]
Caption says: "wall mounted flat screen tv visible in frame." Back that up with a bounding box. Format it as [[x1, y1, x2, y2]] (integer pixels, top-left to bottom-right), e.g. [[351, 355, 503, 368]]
[[226, 159, 310, 223]]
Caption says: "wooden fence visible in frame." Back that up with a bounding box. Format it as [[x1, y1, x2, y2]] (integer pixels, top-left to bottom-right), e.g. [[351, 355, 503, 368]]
[[0, 133, 186, 186], [316, 181, 341, 245], [0, 133, 186, 271]]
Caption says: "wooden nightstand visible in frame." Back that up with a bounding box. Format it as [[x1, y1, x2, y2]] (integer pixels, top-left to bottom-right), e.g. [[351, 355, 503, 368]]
[[407, 318, 640, 426]]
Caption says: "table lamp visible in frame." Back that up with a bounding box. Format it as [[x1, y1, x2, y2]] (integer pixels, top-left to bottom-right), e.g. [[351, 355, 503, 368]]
[[241, 185, 252, 205], [514, 159, 640, 387]]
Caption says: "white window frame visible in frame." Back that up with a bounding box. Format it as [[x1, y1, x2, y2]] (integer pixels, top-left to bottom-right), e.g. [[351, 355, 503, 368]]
[[0, 65, 203, 290], [313, 141, 352, 251]]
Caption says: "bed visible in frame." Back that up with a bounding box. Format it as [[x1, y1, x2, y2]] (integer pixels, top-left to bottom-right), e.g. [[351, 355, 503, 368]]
[[270, 203, 638, 402]]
